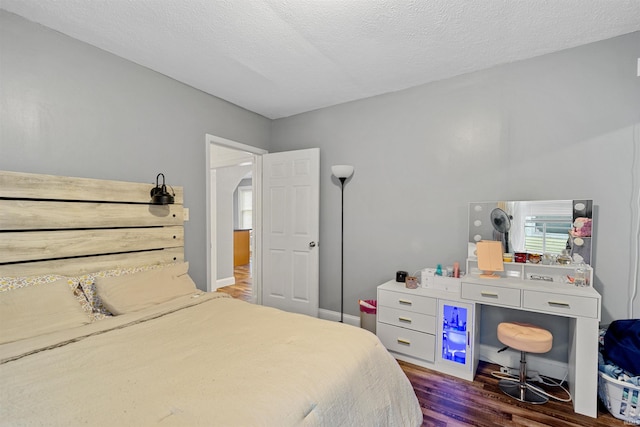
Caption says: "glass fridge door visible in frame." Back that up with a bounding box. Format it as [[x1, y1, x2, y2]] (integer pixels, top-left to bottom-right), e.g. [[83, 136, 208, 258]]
[[441, 303, 468, 365]]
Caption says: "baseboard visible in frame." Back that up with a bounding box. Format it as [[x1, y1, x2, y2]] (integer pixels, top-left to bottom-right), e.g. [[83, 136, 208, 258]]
[[479, 343, 568, 381], [211, 276, 235, 291], [318, 308, 360, 327]]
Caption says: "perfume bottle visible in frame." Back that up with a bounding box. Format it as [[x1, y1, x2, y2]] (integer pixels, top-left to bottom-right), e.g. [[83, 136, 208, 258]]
[[574, 262, 587, 287], [556, 249, 572, 265], [451, 307, 459, 328]]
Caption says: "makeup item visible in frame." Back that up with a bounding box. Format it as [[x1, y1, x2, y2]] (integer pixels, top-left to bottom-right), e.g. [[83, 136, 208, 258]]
[[556, 249, 572, 265], [574, 263, 587, 287], [503, 253, 513, 263], [445, 266, 453, 277], [435, 264, 443, 276], [514, 252, 527, 263], [453, 262, 460, 278], [405, 276, 418, 289], [528, 253, 541, 264]]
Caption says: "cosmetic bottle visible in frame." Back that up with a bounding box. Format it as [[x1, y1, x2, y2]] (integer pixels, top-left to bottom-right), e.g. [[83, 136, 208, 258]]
[[574, 262, 587, 287], [556, 249, 572, 265], [435, 264, 442, 276]]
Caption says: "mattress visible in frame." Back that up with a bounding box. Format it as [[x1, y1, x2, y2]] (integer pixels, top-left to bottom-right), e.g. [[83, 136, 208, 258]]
[[0, 292, 422, 426]]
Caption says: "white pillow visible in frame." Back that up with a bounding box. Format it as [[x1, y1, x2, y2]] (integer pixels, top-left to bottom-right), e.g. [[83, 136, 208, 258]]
[[76, 262, 184, 318], [0, 279, 91, 344], [94, 262, 197, 315]]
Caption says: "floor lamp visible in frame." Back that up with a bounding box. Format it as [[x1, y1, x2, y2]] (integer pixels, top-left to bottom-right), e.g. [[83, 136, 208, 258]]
[[331, 165, 354, 323]]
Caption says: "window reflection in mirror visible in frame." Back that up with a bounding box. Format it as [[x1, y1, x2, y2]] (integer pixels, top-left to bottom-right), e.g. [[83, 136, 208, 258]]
[[468, 200, 593, 266]]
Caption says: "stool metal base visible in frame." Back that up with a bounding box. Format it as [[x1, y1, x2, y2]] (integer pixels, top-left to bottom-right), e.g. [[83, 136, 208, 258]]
[[499, 379, 548, 404]]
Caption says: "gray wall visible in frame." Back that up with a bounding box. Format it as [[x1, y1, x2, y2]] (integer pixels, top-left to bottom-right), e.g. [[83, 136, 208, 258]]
[[0, 11, 271, 290], [271, 31, 640, 330], [2, 9, 639, 333]]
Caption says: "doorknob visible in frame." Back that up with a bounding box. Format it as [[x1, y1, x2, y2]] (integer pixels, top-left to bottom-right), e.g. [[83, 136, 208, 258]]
[[309, 241, 317, 248]]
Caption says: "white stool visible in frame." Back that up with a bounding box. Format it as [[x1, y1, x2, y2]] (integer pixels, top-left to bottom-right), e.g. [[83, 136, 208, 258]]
[[497, 322, 553, 404]]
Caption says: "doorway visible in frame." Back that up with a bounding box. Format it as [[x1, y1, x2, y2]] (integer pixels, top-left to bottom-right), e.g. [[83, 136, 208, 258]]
[[220, 175, 252, 301], [205, 134, 267, 304], [206, 137, 320, 316]]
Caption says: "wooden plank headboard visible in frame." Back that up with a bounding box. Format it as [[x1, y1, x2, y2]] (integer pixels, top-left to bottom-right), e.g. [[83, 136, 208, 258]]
[[0, 171, 185, 277]]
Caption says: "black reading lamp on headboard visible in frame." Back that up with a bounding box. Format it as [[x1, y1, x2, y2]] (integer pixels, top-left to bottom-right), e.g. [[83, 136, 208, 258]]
[[150, 173, 175, 205]]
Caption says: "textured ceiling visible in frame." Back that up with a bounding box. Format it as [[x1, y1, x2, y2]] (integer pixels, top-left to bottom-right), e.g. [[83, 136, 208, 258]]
[[2, 0, 639, 119]]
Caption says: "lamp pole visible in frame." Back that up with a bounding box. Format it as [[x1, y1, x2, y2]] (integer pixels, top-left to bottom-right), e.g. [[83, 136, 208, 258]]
[[331, 164, 354, 324], [339, 176, 346, 323]]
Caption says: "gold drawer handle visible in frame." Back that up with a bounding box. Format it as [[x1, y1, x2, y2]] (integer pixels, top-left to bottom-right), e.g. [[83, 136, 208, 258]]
[[398, 317, 412, 323], [548, 301, 570, 307], [480, 291, 499, 298], [397, 338, 411, 345], [398, 299, 413, 306]]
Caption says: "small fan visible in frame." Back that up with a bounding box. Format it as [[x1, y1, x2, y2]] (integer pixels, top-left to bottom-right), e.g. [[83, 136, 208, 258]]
[[490, 208, 512, 254]]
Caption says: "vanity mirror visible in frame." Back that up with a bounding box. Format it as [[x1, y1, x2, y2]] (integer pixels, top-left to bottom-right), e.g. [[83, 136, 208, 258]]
[[468, 200, 593, 266]]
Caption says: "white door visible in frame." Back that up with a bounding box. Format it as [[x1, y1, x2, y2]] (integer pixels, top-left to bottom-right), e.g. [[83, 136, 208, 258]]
[[262, 148, 319, 316]]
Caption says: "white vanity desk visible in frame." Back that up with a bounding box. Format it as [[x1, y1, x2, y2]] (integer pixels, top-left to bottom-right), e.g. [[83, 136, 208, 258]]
[[377, 263, 602, 418], [461, 269, 601, 418]]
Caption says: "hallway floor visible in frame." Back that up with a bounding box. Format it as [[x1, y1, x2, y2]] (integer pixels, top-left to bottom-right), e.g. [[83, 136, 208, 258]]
[[217, 263, 252, 302]]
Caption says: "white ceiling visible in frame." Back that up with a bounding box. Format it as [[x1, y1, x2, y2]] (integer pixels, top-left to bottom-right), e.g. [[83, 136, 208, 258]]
[[2, 1, 639, 119]]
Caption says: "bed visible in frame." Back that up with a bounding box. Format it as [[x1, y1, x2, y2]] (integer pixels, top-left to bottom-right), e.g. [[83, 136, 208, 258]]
[[0, 170, 422, 426]]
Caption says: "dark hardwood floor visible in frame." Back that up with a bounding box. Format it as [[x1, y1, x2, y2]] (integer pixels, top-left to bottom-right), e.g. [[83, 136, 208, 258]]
[[401, 359, 623, 426], [219, 273, 623, 426]]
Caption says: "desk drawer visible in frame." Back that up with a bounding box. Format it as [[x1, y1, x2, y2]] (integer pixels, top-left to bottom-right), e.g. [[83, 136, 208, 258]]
[[523, 290, 599, 318], [461, 282, 521, 307], [378, 306, 436, 334], [377, 322, 435, 362], [378, 289, 437, 315]]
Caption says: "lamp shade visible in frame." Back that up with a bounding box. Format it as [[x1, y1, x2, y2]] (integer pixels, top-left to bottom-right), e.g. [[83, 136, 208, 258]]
[[150, 173, 175, 205], [331, 165, 354, 179]]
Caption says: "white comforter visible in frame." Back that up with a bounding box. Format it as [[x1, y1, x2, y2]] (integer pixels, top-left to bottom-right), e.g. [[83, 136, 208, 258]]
[[0, 293, 422, 426]]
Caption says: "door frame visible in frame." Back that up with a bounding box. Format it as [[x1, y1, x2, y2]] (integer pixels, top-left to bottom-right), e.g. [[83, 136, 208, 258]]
[[205, 134, 267, 304]]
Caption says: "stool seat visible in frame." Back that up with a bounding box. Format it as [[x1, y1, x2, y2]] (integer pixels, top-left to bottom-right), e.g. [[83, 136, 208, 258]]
[[497, 322, 553, 405], [498, 322, 552, 353]]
